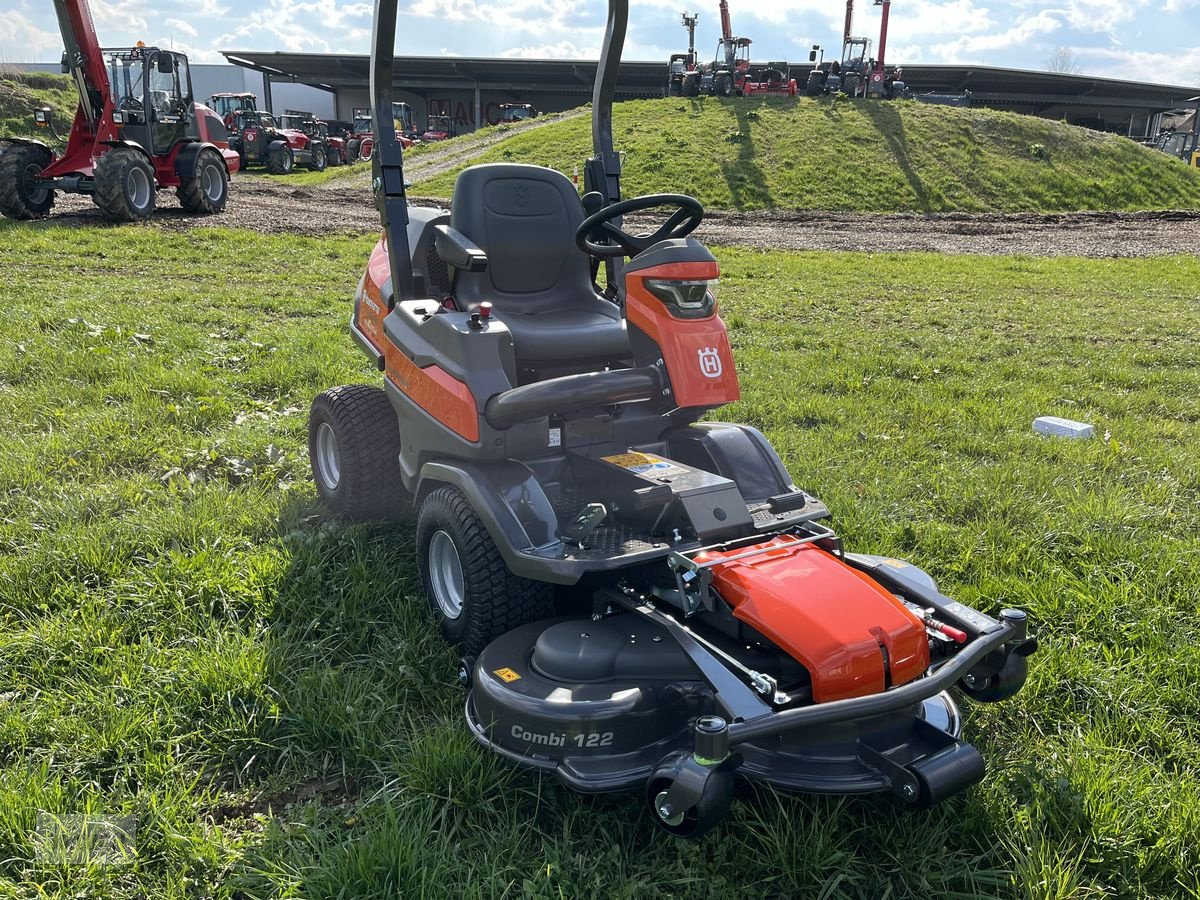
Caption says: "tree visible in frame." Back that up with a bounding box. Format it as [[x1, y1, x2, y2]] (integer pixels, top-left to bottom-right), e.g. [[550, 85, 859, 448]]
[[1047, 46, 1081, 74]]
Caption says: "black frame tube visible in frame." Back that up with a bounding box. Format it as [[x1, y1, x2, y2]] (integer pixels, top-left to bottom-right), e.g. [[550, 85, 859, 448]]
[[370, 0, 416, 303]]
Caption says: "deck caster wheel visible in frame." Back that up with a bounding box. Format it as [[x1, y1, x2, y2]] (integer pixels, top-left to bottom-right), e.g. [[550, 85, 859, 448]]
[[646, 754, 734, 839], [457, 655, 476, 688], [959, 653, 1028, 703]]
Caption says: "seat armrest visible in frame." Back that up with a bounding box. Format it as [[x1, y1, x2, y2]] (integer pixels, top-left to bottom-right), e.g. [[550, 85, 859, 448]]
[[434, 224, 488, 272]]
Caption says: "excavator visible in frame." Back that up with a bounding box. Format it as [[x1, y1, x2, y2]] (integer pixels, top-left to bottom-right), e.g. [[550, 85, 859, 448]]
[[684, 0, 797, 98], [0, 0, 240, 222]]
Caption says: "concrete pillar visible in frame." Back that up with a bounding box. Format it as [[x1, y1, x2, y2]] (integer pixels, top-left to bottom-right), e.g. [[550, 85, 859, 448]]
[[262, 73, 274, 113]]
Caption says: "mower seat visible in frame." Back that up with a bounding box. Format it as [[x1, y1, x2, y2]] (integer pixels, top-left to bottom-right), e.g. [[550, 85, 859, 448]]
[[447, 163, 629, 367]]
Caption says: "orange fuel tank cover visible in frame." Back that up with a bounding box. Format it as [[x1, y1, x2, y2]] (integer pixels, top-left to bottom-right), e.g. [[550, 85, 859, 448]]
[[701, 537, 930, 703]]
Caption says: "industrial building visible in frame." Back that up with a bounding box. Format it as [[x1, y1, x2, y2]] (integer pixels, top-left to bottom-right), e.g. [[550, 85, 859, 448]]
[[220, 50, 1200, 140]]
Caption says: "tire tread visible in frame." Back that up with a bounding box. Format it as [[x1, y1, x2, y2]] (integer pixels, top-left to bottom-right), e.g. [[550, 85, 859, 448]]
[[309, 384, 408, 520], [418, 486, 554, 655]]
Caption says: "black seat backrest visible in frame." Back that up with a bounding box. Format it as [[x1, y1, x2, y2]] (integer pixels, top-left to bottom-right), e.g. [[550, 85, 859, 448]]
[[449, 163, 597, 315]]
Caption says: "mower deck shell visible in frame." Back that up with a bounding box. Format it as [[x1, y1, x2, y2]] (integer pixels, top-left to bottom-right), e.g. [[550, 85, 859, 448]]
[[466, 614, 972, 796]]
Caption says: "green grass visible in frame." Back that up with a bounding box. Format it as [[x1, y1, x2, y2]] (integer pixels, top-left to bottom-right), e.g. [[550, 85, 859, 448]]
[[1, 220, 1199, 897], [417, 97, 1200, 212], [1, 71, 77, 142]]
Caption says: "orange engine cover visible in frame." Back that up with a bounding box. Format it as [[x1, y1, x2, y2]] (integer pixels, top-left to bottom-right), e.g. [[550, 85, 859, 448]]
[[702, 537, 930, 702]]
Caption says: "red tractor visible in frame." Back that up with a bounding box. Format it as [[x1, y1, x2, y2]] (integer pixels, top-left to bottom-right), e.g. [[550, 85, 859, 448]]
[[207, 91, 257, 129], [693, 0, 797, 97], [349, 104, 416, 162], [0, 1, 239, 222], [421, 114, 455, 142], [227, 110, 327, 173], [279, 117, 349, 167]]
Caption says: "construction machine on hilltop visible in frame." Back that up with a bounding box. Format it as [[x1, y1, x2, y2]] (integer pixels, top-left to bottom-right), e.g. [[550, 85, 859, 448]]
[[667, 11, 700, 96], [681, 0, 797, 98], [805, 0, 907, 99], [0, 0, 239, 222]]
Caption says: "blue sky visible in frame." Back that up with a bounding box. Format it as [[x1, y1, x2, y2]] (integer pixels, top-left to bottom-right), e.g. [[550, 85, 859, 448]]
[[2, 0, 1198, 84]]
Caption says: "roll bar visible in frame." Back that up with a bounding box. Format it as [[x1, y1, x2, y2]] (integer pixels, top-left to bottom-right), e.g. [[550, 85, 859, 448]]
[[370, 0, 629, 300], [586, 0, 628, 205], [370, 0, 415, 303]]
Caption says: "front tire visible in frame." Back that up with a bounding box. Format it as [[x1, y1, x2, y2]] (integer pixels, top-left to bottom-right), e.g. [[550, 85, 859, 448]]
[[682, 73, 700, 97], [266, 144, 294, 175], [308, 385, 409, 520], [417, 486, 554, 657], [0, 143, 56, 219], [714, 74, 734, 97], [307, 143, 327, 172], [176, 148, 228, 214], [94, 147, 156, 222], [346, 139, 361, 161]]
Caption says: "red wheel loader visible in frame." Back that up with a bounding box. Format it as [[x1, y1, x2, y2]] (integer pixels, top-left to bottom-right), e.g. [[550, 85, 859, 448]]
[[0, 0, 240, 222]]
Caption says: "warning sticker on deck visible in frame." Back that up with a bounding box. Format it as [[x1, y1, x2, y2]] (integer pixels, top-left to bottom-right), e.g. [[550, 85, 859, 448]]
[[601, 452, 686, 478], [493, 667, 522, 683]]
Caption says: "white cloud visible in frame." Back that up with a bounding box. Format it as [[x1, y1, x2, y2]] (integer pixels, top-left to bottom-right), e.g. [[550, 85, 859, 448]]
[[163, 18, 199, 38], [1075, 45, 1200, 84], [931, 10, 1061, 61], [502, 40, 599, 59], [0, 10, 60, 58]]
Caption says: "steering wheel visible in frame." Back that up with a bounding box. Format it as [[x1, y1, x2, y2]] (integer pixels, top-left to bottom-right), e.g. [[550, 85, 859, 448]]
[[575, 193, 704, 258]]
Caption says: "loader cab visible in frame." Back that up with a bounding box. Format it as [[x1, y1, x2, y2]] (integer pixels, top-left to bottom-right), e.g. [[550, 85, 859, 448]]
[[106, 46, 193, 155]]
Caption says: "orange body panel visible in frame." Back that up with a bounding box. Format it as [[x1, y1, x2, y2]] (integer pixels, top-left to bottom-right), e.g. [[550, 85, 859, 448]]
[[625, 261, 740, 410], [702, 537, 930, 702], [359, 239, 480, 443]]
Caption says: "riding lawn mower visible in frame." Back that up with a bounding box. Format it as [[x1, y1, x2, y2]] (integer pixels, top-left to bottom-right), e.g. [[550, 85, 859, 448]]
[[307, 0, 1037, 837]]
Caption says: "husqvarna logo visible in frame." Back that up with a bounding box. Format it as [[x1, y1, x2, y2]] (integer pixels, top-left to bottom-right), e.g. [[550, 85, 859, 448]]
[[698, 346, 723, 378]]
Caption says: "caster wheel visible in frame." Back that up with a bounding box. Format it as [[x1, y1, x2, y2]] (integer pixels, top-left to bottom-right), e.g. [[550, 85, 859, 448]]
[[646, 761, 734, 839], [959, 653, 1028, 703], [457, 656, 476, 688]]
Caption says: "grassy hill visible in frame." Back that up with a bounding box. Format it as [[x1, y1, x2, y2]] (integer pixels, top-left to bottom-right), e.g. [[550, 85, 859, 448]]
[[0, 71, 77, 141], [417, 97, 1200, 213]]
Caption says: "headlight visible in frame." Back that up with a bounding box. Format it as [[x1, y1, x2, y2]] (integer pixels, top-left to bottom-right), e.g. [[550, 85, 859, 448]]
[[112, 111, 124, 124], [644, 278, 716, 319]]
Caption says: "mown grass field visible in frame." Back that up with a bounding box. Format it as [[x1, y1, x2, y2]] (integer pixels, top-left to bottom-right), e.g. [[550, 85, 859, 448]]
[[1, 221, 1198, 898], [414, 97, 1200, 213]]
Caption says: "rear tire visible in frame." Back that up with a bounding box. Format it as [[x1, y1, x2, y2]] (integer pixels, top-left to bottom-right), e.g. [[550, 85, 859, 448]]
[[417, 486, 554, 657], [93, 147, 156, 222], [307, 143, 327, 172], [327, 146, 342, 167], [176, 148, 228, 214], [0, 143, 55, 219], [308, 385, 410, 520], [266, 144, 294, 175], [805, 70, 824, 97]]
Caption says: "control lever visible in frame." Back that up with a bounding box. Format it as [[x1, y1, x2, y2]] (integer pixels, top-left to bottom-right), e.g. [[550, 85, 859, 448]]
[[561, 502, 607, 548]]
